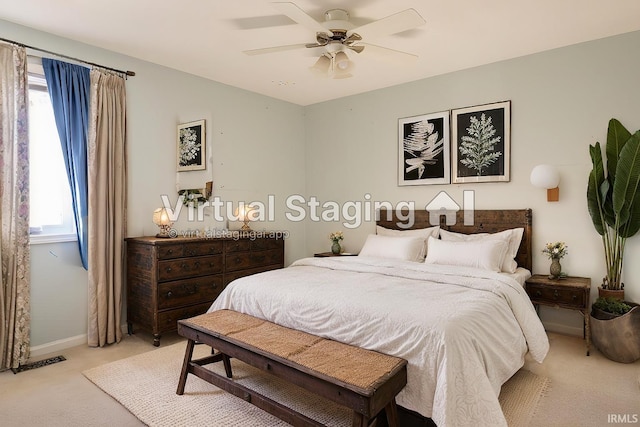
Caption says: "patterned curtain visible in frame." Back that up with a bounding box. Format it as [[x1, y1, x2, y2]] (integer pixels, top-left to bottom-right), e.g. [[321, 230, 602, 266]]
[[0, 42, 30, 370], [87, 68, 127, 347]]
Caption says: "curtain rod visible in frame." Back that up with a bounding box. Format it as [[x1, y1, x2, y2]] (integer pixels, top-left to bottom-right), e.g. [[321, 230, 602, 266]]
[[0, 36, 135, 77]]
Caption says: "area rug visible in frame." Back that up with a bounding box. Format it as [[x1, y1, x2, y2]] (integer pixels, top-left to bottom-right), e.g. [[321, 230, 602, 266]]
[[83, 342, 549, 427]]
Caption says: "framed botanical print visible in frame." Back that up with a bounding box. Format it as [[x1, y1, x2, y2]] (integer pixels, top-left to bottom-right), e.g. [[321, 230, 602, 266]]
[[451, 101, 510, 183], [177, 119, 206, 171], [398, 110, 450, 185]]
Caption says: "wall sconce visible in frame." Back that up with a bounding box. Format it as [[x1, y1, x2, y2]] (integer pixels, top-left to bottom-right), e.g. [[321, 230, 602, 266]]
[[530, 164, 560, 202], [152, 207, 172, 238], [235, 204, 254, 232]]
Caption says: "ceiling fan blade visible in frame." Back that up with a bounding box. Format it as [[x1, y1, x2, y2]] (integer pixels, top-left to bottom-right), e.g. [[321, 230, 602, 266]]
[[357, 43, 419, 64], [271, 2, 333, 37], [348, 9, 425, 40], [243, 43, 309, 56]]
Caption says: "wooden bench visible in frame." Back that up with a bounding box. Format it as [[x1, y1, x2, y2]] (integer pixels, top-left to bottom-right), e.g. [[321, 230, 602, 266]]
[[176, 310, 408, 427]]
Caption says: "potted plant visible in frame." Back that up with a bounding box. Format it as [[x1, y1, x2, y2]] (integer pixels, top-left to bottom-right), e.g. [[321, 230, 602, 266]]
[[591, 297, 633, 320], [587, 118, 640, 300], [587, 118, 640, 363]]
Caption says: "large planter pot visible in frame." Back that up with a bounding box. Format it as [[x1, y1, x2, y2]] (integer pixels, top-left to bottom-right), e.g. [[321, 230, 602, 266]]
[[590, 304, 640, 363]]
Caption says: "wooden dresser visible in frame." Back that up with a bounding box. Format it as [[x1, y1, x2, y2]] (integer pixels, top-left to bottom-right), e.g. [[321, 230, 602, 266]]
[[126, 234, 284, 346]]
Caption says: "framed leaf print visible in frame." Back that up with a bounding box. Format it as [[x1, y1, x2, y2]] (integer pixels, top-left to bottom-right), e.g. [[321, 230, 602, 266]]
[[398, 111, 450, 186], [451, 101, 510, 183], [177, 119, 206, 171]]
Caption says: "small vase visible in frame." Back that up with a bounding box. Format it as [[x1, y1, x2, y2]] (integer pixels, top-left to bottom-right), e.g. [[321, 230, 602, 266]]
[[549, 258, 561, 279], [331, 241, 341, 255]]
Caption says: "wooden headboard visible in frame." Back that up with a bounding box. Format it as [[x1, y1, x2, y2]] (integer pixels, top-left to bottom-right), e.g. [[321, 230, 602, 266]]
[[377, 209, 533, 272]]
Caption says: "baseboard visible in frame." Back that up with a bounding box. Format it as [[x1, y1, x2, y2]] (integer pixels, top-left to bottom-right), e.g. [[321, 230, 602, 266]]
[[542, 321, 583, 337], [29, 323, 129, 359], [29, 333, 87, 359]]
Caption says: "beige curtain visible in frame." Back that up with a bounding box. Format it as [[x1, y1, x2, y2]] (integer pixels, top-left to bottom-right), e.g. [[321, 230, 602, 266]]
[[0, 42, 31, 369], [87, 68, 127, 347]]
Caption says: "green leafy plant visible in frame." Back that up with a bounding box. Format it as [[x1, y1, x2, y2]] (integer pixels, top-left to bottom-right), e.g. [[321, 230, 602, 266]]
[[592, 297, 632, 316], [587, 119, 640, 290]]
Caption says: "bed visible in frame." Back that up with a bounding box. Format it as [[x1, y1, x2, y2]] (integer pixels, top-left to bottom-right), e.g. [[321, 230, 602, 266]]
[[208, 209, 549, 426]]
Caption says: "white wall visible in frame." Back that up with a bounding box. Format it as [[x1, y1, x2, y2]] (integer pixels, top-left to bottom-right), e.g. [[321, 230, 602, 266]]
[[0, 19, 306, 349], [303, 30, 640, 336]]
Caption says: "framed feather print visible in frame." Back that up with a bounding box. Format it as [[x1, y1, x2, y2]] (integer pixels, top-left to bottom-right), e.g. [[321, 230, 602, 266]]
[[398, 111, 450, 186], [451, 101, 510, 183]]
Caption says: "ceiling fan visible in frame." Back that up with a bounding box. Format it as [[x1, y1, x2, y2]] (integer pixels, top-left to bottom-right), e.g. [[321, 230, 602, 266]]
[[243, 2, 426, 79]]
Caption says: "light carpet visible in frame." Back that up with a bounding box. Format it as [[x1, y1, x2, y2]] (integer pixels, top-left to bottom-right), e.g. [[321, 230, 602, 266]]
[[83, 342, 549, 427]]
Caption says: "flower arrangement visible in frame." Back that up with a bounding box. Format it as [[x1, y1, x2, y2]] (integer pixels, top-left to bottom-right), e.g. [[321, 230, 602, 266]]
[[329, 231, 344, 243], [542, 241, 568, 259], [178, 189, 208, 206]]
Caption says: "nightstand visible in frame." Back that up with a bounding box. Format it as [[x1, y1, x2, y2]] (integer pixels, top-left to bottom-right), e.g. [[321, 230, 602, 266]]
[[314, 252, 358, 257], [525, 274, 591, 355]]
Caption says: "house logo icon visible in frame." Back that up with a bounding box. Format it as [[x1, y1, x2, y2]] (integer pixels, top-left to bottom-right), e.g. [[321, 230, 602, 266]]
[[425, 190, 475, 226]]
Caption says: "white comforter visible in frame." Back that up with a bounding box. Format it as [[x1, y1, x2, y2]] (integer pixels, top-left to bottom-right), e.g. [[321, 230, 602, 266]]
[[209, 256, 549, 427]]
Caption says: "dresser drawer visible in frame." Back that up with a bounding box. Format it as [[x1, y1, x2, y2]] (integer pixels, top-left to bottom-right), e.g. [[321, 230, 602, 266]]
[[158, 255, 223, 281], [157, 302, 212, 332], [225, 249, 284, 272], [251, 238, 282, 251], [526, 283, 586, 307], [157, 275, 224, 310], [158, 241, 223, 260], [225, 239, 251, 253]]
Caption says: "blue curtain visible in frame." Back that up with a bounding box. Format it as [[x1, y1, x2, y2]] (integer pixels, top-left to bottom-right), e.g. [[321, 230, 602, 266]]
[[42, 59, 90, 269]]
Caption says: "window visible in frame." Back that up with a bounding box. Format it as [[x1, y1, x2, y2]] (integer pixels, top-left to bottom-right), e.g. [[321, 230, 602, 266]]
[[28, 64, 77, 243]]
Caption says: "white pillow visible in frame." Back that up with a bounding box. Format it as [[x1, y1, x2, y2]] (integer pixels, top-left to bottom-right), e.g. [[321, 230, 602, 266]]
[[424, 237, 508, 272], [439, 228, 524, 273], [359, 234, 425, 262], [376, 225, 440, 259]]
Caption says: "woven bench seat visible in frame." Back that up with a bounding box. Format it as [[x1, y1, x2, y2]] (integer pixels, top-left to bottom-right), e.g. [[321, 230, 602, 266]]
[[176, 309, 408, 427]]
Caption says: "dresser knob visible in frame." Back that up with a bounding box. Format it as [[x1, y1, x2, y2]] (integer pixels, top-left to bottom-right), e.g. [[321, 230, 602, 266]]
[[167, 291, 173, 298], [535, 290, 542, 297], [167, 249, 173, 255], [166, 267, 172, 273], [553, 290, 559, 299], [235, 257, 241, 264]]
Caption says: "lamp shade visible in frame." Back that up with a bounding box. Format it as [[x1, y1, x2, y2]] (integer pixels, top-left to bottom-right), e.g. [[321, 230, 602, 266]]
[[152, 207, 171, 226], [530, 164, 560, 189], [332, 51, 354, 78]]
